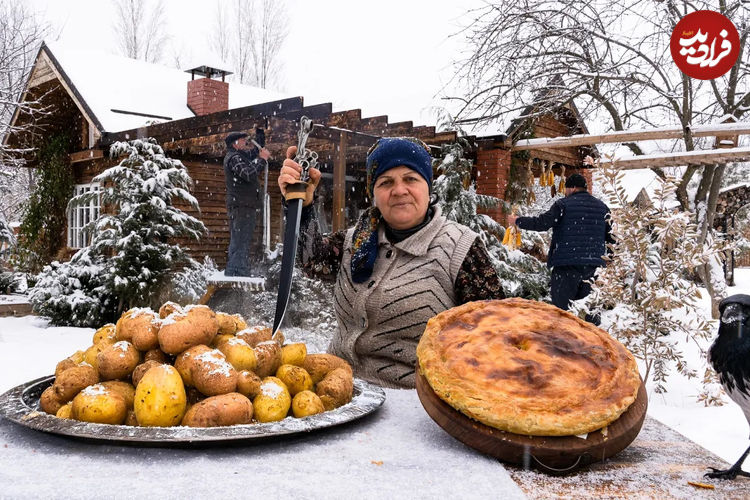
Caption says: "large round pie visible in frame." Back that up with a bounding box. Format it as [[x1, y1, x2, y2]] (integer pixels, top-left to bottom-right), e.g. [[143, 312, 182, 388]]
[[417, 298, 641, 436]]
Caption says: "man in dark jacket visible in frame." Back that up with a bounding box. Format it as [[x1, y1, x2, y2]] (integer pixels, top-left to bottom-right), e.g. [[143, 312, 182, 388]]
[[507, 173, 614, 315], [223, 131, 271, 276]]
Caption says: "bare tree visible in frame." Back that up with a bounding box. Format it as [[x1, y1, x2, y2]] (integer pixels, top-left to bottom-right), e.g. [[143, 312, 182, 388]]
[[450, 0, 750, 316], [112, 0, 169, 63], [210, 0, 288, 88], [0, 0, 48, 225]]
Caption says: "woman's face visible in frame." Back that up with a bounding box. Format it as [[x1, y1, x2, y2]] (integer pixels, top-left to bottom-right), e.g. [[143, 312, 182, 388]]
[[373, 166, 430, 230]]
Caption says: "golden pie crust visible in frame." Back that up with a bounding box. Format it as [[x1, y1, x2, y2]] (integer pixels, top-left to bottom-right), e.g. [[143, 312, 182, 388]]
[[417, 298, 641, 436]]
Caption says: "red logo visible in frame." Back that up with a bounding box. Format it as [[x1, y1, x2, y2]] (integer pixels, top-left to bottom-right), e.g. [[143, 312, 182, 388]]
[[670, 10, 740, 80]]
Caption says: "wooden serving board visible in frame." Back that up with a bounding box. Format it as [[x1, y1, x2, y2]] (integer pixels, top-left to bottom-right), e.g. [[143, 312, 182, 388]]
[[415, 370, 647, 474]]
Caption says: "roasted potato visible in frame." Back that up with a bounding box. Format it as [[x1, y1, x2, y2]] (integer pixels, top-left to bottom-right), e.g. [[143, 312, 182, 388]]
[[181, 393, 253, 427], [54, 357, 78, 377], [132, 360, 161, 387], [280, 343, 307, 366], [131, 316, 161, 351], [72, 384, 128, 425], [116, 308, 158, 343], [134, 364, 187, 427], [253, 340, 282, 378], [158, 305, 219, 354], [174, 344, 212, 387], [191, 349, 238, 396], [236, 326, 272, 347], [316, 367, 354, 411], [301, 353, 353, 384], [92, 324, 117, 345], [236, 370, 262, 399], [216, 312, 247, 335], [143, 348, 169, 363], [253, 377, 291, 423], [291, 390, 325, 418], [99, 380, 136, 410], [40, 386, 65, 415], [53, 364, 99, 402], [158, 301, 183, 319], [217, 337, 257, 372], [55, 402, 74, 419], [211, 333, 235, 348], [82, 342, 109, 372], [97, 341, 140, 381], [275, 364, 313, 396]]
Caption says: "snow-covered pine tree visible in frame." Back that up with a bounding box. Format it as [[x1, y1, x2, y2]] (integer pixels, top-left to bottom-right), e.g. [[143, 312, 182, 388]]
[[30, 139, 206, 326], [572, 158, 729, 396], [433, 141, 549, 299]]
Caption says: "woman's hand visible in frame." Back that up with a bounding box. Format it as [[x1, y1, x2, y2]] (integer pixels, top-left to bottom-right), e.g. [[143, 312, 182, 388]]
[[278, 146, 321, 207]]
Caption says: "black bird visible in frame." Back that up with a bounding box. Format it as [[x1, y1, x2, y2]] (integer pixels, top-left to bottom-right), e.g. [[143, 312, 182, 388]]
[[706, 294, 750, 480]]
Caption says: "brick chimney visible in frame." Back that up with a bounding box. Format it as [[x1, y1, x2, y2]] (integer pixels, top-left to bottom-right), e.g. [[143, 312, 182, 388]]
[[185, 65, 232, 116]]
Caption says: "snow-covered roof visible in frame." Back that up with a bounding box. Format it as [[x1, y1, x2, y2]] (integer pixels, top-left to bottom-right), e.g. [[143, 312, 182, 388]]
[[44, 41, 292, 133]]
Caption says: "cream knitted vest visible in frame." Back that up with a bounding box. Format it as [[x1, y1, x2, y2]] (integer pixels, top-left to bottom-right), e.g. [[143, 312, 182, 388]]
[[328, 207, 477, 388]]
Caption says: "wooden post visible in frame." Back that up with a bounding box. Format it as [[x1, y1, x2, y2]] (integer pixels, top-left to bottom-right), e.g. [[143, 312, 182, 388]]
[[333, 131, 348, 231]]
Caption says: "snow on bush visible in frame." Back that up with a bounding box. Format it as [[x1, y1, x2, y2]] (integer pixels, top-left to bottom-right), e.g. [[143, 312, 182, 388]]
[[29, 139, 207, 326]]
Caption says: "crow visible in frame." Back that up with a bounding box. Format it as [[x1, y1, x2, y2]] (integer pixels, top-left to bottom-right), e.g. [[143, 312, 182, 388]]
[[706, 293, 750, 480]]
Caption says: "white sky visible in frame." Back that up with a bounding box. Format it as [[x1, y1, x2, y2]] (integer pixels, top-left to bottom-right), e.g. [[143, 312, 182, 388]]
[[27, 0, 486, 128]]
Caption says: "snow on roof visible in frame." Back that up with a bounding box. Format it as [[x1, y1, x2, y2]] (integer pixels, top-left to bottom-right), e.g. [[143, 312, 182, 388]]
[[45, 41, 292, 133], [720, 181, 750, 194]]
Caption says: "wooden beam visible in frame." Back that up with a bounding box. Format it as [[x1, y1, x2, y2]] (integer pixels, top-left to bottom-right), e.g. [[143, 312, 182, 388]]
[[69, 149, 105, 163], [513, 122, 750, 150], [332, 132, 348, 232], [598, 146, 750, 170]]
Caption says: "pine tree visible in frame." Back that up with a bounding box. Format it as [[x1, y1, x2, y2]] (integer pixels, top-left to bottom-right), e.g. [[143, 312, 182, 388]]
[[30, 139, 207, 326], [572, 158, 729, 396], [433, 141, 549, 299]]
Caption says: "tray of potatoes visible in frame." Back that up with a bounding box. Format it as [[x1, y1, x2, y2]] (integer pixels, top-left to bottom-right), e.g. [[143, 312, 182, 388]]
[[0, 302, 385, 443]]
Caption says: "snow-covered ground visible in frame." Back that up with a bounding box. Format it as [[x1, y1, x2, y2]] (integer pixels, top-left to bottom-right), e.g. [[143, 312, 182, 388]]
[[0, 269, 748, 466]]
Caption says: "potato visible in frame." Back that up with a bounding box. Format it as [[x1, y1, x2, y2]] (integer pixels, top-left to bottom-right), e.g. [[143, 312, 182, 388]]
[[53, 364, 99, 402], [131, 316, 161, 351], [55, 357, 78, 377], [134, 364, 187, 427], [191, 349, 238, 396], [83, 342, 109, 372], [280, 343, 307, 366], [159, 301, 183, 319], [236, 370, 262, 399], [217, 338, 257, 372], [124, 409, 138, 426], [253, 341, 282, 378], [181, 393, 253, 427], [116, 308, 158, 343], [69, 350, 85, 364], [292, 390, 325, 418], [216, 312, 247, 335], [273, 330, 285, 346], [72, 384, 127, 425], [174, 344, 212, 387], [93, 324, 117, 345], [100, 380, 135, 410], [56, 402, 74, 419], [97, 341, 140, 381], [236, 326, 272, 347], [143, 348, 169, 363], [275, 364, 313, 396], [211, 333, 235, 348], [132, 360, 161, 387], [40, 386, 65, 415], [158, 306, 219, 355], [253, 377, 291, 423], [316, 367, 354, 411], [301, 353, 353, 384]]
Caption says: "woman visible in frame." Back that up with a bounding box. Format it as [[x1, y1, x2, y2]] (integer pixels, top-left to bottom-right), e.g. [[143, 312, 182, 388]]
[[279, 137, 504, 388]]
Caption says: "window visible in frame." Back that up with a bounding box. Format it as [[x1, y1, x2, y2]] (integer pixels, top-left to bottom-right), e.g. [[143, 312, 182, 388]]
[[67, 183, 101, 249]]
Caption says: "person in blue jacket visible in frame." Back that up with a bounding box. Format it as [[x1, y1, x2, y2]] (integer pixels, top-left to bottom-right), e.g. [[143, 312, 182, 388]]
[[507, 173, 614, 317]]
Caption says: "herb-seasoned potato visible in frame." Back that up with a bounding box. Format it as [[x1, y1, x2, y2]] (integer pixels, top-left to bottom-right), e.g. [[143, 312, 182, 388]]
[[56, 402, 74, 419], [280, 343, 307, 366], [301, 353, 353, 384], [53, 364, 99, 402], [217, 337, 257, 372], [72, 384, 128, 425], [97, 341, 140, 381], [236, 370, 262, 399], [158, 305, 219, 355], [92, 324, 117, 345], [253, 377, 291, 423], [40, 386, 65, 415], [316, 367, 354, 411], [134, 364, 187, 427], [253, 340, 282, 378], [275, 364, 313, 396], [292, 390, 325, 418], [191, 349, 238, 396], [174, 344, 212, 386], [181, 392, 253, 427], [236, 326, 272, 347], [100, 380, 136, 410]]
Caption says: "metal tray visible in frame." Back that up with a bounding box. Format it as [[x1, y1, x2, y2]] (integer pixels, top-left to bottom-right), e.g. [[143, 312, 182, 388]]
[[0, 375, 385, 444]]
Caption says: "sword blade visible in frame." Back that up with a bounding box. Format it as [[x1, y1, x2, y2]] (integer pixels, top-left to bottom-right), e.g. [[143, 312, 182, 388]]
[[272, 198, 303, 336]]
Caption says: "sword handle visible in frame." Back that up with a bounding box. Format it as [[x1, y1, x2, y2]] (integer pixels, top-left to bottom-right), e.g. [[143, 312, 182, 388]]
[[285, 181, 308, 201]]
